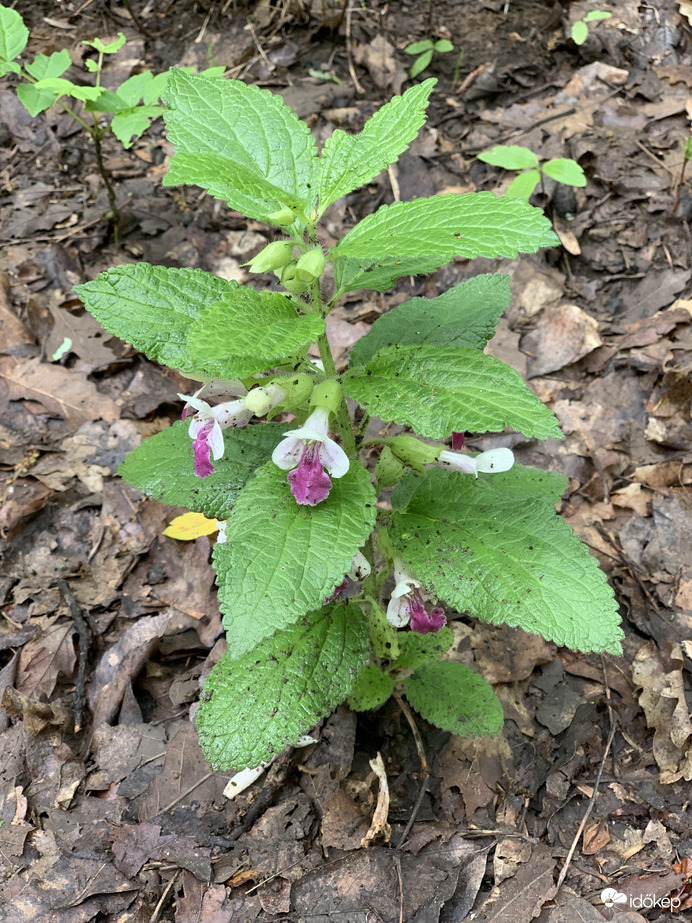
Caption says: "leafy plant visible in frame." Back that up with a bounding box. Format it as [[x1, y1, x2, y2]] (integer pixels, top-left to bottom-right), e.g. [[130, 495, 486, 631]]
[[0, 4, 223, 237], [478, 144, 587, 201], [405, 37, 454, 79], [571, 9, 612, 46], [73, 71, 623, 772]]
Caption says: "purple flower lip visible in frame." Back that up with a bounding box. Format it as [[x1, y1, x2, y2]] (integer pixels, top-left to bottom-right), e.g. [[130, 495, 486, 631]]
[[288, 443, 333, 506], [386, 557, 446, 635], [179, 392, 253, 478], [272, 407, 349, 506]]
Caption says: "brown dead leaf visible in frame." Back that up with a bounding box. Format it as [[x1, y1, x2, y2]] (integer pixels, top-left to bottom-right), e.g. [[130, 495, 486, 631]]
[[477, 844, 557, 922], [631, 642, 692, 783], [353, 36, 407, 93], [0, 272, 35, 352], [16, 618, 76, 699], [361, 752, 390, 847], [0, 356, 119, 426], [175, 872, 231, 922], [43, 301, 118, 370], [493, 837, 532, 884], [521, 304, 602, 377], [582, 819, 611, 855]]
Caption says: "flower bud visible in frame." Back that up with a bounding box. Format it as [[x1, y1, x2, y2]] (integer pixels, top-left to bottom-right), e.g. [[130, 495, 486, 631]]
[[245, 241, 294, 274], [309, 379, 342, 415], [282, 275, 310, 294], [266, 207, 296, 226], [295, 248, 326, 283], [245, 384, 287, 416], [272, 374, 314, 412], [388, 436, 439, 474]]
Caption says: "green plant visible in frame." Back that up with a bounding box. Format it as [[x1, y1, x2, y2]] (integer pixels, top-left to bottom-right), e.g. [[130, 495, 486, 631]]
[[72, 72, 622, 772], [571, 9, 612, 46], [0, 4, 223, 236], [405, 38, 454, 79], [478, 144, 587, 201]]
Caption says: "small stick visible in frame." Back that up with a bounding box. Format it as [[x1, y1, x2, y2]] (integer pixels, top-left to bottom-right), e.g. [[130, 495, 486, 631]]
[[58, 580, 92, 734], [149, 870, 180, 923], [555, 719, 617, 892], [393, 691, 430, 849], [346, 0, 364, 94]]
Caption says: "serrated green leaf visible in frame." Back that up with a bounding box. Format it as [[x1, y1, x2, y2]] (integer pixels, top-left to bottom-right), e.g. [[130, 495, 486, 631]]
[[344, 345, 562, 440], [348, 664, 393, 711], [478, 145, 539, 171], [187, 289, 325, 380], [162, 70, 316, 221], [368, 598, 400, 660], [542, 158, 586, 187], [317, 79, 435, 215], [405, 40, 434, 54], [583, 10, 612, 22], [571, 21, 589, 44], [389, 468, 624, 654], [410, 50, 433, 78], [197, 603, 368, 770], [404, 661, 504, 736], [334, 193, 556, 274], [111, 106, 162, 148], [0, 5, 28, 61], [215, 460, 377, 658], [334, 253, 445, 295], [349, 273, 510, 367], [25, 49, 71, 80], [505, 170, 541, 200], [16, 83, 60, 116], [392, 627, 454, 672], [74, 264, 238, 375], [119, 421, 284, 519]]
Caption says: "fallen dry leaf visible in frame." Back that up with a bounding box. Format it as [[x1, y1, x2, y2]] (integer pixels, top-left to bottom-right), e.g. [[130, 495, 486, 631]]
[[360, 752, 391, 847]]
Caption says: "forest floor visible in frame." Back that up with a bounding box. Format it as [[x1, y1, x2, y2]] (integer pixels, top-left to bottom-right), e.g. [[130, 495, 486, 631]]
[[1, 1, 692, 921]]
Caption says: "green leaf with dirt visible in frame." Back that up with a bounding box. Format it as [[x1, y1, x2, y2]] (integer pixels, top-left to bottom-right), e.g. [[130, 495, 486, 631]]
[[214, 460, 377, 659], [404, 661, 504, 736], [388, 468, 624, 654], [343, 345, 562, 440], [197, 603, 368, 770]]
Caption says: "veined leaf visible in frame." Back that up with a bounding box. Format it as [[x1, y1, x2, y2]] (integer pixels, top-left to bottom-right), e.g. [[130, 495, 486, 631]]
[[392, 627, 454, 672], [404, 661, 504, 736], [334, 253, 446, 295], [317, 78, 435, 215], [16, 83, 61, 116], [196, 603, 368, 770], [187, 288, 325, 379], [389, 468, 624, 654], [111, 106, 163, 148], [349, 273, 511, 366], [348, 664, 393, 711], [478, 145, 539, 170], [0, 5, 28, 61], [344, 344, 562, 440], [214, 460, 377, 658], [119, 422, 285, 519], [24, 49, 71, 80], [335, 192, 557, 262], [74, 263, 239, 375], [162, 70, 317, 221]]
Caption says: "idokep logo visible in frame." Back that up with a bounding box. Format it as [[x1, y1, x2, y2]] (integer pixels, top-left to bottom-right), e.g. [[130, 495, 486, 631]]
[[600, 886, 682, 912]]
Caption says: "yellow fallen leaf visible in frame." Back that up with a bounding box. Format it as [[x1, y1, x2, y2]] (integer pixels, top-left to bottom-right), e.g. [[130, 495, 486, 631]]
[[163, 512, 219, 540]]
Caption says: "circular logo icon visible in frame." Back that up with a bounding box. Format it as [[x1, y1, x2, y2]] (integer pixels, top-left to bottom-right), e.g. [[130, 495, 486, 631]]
[[601, 888, 628, 909]]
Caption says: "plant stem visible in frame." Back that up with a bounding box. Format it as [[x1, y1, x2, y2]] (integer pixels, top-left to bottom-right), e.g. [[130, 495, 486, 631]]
[[91, 125, 120, 242]]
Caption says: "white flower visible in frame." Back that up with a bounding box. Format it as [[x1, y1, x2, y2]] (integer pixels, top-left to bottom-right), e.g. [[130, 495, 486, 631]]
[[179, 392, 253, 478], [438, 447, 514, 478]]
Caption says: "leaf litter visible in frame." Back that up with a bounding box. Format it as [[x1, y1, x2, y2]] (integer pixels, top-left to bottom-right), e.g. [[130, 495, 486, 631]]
[[1, 0, 692, 920]]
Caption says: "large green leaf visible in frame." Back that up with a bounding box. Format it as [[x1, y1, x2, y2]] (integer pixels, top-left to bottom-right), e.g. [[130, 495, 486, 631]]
[[347, 664, 393, 712], [119, 422, 284, 519], [335, 193, 558, 262], [0, 5, 28, 61], [187, 289, 324, 379], [214, 459, 377, 658], [74, 264, 238, 375], [349, 273, 510, 367], [197, 603, 368, 770], [344, 345, 562, 440], [317, 78, 435, 215], [162, 70, 317, 222], [404, 661, 504, 736], [334, 254, 446, 295], [389, 468, 624, 654]]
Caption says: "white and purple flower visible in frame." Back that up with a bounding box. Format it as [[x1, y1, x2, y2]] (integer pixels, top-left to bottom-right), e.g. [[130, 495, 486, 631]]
[[387, 557, 446, 635], [272, 406, 349, 506], [179, 392, 253, 478], [438, 447, 515, 478]]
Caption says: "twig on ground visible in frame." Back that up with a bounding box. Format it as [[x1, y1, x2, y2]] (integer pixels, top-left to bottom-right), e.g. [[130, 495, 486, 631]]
[[149, 870, 180, 923], [345, 0, 364, 94], [555, 719, 617, 893], [58, 580, 92, 734], [393, 691, 430, 849]]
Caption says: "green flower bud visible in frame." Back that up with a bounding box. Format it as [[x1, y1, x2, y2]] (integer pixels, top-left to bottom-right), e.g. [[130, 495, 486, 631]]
[[245, 241, 294, 274], [309, 379, 343, 415], [273, 374, 314, 410], [245, 384, 286, 416], [282, 274, 309, 294], [295, 248, 326, 283], [387, 436, 439, 474], [375, 446, 407, 488], [266, 207, 297, 226]]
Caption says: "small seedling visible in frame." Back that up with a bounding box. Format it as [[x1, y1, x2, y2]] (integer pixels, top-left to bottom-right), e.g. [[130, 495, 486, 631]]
[[478, 144, 586, 200], [0, 4, 223, 237], [571, 9, 612, 46], [405, 38, 454, 79], [71, 72, 622, 773]]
